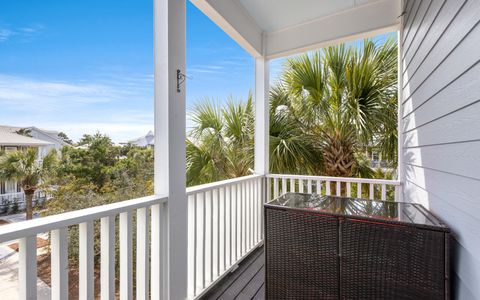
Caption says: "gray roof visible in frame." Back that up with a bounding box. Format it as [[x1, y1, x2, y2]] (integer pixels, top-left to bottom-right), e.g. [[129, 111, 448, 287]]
[[126, 131, 154, 147], [0, 131, 53, 147], [0, 125, 67, 146]]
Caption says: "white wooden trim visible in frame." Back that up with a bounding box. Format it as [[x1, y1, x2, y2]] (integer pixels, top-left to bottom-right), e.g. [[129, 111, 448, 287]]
[[0, 195, 166, 243], [120, 211, 133, 300], [150, 204, 162, 300], [101, 216, 116, 300], [397, 20, 405, 202], [51, 228, 68, 300], [265, 0, 400, 59], [136, 207, 150, 300], [79, 221, 94, 300], [254, 57, 270, 175], [190, 0, 263, 57], [154, 0, 188, 298], [267, 174, 401, 186], [187, 175, 263, 195], [18, 236, 37, 300]]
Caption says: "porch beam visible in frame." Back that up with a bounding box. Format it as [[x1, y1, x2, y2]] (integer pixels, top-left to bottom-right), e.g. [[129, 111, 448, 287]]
[[190, 0, 263, 57], [265, 0, 401, 59], [254, 57, 270, 175], [154, 0, 188, 299]]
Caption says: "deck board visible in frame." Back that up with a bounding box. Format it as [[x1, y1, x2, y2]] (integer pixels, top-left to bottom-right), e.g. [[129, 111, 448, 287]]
[[200, 246, 265, 300]]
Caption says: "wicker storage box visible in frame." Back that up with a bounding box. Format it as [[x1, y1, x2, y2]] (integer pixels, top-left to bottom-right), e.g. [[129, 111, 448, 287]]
[[264, 194, 450, 300]]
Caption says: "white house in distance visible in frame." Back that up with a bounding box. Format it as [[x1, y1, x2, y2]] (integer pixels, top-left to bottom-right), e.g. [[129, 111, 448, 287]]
[[0, 125, 67, 157], [0, 125, 66, 205], [124, 130, 155, 147]]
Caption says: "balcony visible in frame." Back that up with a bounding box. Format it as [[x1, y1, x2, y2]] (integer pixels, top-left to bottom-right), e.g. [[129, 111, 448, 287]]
[[0, 174, 400, 299], [1, 0, 478, 298]]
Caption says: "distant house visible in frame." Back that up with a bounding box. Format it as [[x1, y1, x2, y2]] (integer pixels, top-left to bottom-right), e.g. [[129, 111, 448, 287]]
[[0, 125, 66, 210], [124, 130, 154, 147], [0, 125, 68, 157]]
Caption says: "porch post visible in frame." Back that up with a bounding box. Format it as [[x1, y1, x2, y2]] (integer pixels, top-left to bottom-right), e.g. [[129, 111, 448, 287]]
[[254, 57, 270, 175], [154, 0, 187, 299]]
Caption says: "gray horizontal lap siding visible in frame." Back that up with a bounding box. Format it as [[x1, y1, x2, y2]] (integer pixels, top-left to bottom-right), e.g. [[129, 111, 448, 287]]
[[401, 0, 480, 299]]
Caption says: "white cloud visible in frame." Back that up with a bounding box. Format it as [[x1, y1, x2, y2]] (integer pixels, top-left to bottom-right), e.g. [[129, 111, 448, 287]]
[[0, 74, 154, 143], [0, 24, 44, 42], [0, 29, 15, 41]]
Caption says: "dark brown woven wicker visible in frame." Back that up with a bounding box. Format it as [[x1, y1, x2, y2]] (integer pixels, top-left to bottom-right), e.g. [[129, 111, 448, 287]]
[[264, 194, 450, 300], [265, 207, 339, 299], [341, 219, 448, 300]]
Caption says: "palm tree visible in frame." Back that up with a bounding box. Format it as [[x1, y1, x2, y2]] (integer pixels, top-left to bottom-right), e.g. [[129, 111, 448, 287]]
[[271, 38, 398, 177], [186, 94, 254, 186], [0, 148, 57, 219], [187, 38, 397, 183]]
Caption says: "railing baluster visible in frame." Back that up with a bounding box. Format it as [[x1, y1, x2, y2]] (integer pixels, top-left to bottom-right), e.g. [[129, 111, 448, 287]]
[[347, 182, 351, 197], [395, 185, 401, 202], [316, 180, 321, 195], [326, 181, 331, 195], [193, 195, 198, 295], [369, 183, 374, 200], [151, 204, 161, 300], [101, 216, 115, 300], [307, 179, 312, 194], [241, 181, 245, 255], [250, 180, 254, 248], [266, 176, 271, 202], [51, 228, 68, 300], [120, 211, 133, 300], [223, 187, 227, 272], [229, 185, 233, 266], [336, 181, 341, 196], [136, 207, 149, 300], [19, 236, 37, 300], [273, 177, 279, 198], [79, 221, 94, 300], [217, 189, 221, 278], [234, 184, 238, 262], [210, 191, 214, 283], [357, 183, 362, 198], [290, 178, 296, 193], [282, 178, 287, 195], [299, 179, 304, 193], [261, 178, 265, 240], [202, 192, 206, 288], [381, 184, 387, 201]]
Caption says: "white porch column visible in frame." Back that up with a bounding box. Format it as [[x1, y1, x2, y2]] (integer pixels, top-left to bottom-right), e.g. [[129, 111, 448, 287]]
[[254, 57, 270, 175], [154, 0, 187, 299]]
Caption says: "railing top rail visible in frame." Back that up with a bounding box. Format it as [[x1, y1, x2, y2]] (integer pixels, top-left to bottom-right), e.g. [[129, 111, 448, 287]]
[[186, 174, 263, 195], [267, 174, 401, 186], [0, 194, 167, 243]]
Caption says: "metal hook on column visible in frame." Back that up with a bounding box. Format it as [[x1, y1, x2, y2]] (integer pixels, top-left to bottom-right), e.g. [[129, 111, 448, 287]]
[[176, 69, 191, 93]]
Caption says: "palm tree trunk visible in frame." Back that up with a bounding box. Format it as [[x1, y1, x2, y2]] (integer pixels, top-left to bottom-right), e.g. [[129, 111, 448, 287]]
[[25, 190, 34, 220]]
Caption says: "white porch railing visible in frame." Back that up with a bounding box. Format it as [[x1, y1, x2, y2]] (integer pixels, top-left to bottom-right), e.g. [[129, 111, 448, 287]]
[[186, 175, 264, 299], [0, 174, 401, 299], [266, 174, 402, 202], [0, 194, 167, 300]]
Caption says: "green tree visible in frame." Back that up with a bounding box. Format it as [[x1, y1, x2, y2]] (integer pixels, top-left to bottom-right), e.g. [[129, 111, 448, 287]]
[[57, 133, 119, 189], [58, 131, 73, 144], [0, 148, 57, 219], [186, 95, 254, 186], [270, 38, 398, 177], [187, 38, 398, 182]]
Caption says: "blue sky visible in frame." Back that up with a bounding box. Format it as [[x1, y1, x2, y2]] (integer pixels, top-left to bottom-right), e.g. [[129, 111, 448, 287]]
[[0, 1, 395, 143]]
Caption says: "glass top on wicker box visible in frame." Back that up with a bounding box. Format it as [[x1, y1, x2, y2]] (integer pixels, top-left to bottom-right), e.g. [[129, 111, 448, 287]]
[[266, 193, 448, 230]]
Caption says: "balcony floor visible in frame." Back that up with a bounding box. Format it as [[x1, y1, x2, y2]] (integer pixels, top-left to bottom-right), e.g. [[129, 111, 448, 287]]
[[200, 246, 265, 300]]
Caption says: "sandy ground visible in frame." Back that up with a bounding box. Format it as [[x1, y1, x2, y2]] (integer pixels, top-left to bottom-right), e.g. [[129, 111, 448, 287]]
[[0, 213, 51, 299]]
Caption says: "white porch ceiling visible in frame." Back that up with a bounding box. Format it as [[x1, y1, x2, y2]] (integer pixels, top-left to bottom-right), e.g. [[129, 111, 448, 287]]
[[190, 0, 401, 58], [237, 0, 380, 33]]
